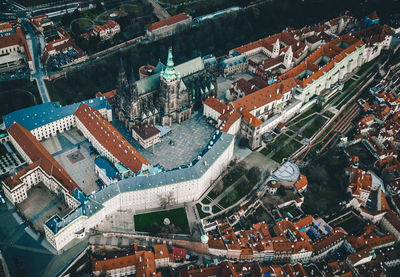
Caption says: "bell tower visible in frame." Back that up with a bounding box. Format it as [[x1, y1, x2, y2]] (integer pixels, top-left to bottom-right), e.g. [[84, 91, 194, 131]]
[[159, 47, 181, 125]]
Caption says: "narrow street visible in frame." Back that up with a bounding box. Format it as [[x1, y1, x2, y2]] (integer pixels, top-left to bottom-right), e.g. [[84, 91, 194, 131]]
[[21, 18, 51, 103]]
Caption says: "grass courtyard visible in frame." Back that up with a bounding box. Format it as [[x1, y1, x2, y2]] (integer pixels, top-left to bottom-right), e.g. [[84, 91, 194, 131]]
[[206, 165, 246, 200], [134, 208, 189, 234]]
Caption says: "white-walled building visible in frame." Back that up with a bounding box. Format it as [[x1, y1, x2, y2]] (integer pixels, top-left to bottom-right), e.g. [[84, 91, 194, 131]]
[[44, 131, 234, 250], [3, 97, 112, 141]]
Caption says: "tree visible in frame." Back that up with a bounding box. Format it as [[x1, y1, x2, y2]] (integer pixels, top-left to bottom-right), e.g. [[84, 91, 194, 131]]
[[159, 191, 175, 209], [277, 186, 286, 196], [239, 137, 249, 147], [95, 0, 104, 13], [61, 12, 72, 27], [247, 166, 261, 183]]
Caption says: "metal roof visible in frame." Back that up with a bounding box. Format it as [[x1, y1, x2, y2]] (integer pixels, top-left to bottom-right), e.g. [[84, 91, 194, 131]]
[[3, 97, 111, 131]]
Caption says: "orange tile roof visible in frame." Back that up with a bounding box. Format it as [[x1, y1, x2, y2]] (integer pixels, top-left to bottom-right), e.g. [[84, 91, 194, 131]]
[[0, 23, 12, 32], [153, 244, 169, 259], [219, 109, 241, 133], [279, 34, 363, 89], [6, 123, 80, 194], [233, 31, 300, 55], [96, 90, 117, 105], [233, 78, 297, 112], [74, 104, 149, 173], [4, 161, 41, 188], [204, 97, 228, 114], [240, 109, 263, 127], [294, 174, 308, 191], [146, 13, 190, 32], [135, 251, 156, 277], [294, 215, 312, 229], [92, 255, 136, 272], [312, 227, 346, 253], [0, 28, 31, 61]]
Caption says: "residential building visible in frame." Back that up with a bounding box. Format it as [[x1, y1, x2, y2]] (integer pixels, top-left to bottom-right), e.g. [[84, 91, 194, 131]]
[[131, 125, 161, 149], [0, 26, 32, 73], [279, 34, 365, 102], [145, 13, 192, 40], [380, 210, 400, 242]]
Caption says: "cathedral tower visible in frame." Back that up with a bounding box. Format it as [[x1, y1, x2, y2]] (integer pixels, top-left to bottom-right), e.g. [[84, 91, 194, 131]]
[[159, 47, 182, 125]]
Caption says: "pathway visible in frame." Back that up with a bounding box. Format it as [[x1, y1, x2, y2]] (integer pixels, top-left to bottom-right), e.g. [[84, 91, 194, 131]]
[[144, 0, 170, 20], [21, 19, 51, 103]]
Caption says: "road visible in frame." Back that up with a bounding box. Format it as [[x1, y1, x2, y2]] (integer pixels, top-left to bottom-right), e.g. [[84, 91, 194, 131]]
[[21, 18, 51, 103]]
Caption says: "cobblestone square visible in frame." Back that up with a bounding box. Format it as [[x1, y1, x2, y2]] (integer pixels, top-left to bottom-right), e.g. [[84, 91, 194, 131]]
[[113, 111, 216, 170]]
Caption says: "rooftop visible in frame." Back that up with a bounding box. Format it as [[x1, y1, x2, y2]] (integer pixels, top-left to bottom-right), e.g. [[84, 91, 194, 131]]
[[74, 104, 149, 173], [3, 97, 110, 131]]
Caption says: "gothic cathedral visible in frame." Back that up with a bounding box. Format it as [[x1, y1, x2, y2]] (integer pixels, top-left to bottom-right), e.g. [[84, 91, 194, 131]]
[[115, 47, 217, 131]]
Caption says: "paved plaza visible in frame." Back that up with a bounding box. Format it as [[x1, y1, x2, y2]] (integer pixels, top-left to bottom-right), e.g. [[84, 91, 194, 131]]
[[217, 72, 254, 100], [41, 129, 99, 195], [113, 112, 216, 170], [96, 211, 135, 233], [17, 183, 71, 232]]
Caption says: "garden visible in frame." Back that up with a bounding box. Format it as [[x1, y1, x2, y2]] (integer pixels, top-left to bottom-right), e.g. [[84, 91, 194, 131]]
[[134, 208, 189, 235]]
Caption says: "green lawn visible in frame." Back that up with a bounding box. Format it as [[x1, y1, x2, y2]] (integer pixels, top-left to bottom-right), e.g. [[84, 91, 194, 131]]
[[196, 204, 210, 219], [271, 139, 302, 163], [71, 19, 93, 31], [218, 175, 258, 208], [201, 198, 211, 204], [206, 165, 246, 199], [302, 116, 327, 139], [212, 205, 221, 213], [290, 106, 318, 125], [134, 208, 189, 234], [260, 147, 270, 156]]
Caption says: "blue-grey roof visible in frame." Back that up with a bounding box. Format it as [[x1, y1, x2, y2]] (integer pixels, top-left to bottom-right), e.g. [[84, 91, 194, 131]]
[[95, 156, 119, 179], [220, 54, 247, 69], [3, 97, 111, 131], [45, 132, 234, 235]]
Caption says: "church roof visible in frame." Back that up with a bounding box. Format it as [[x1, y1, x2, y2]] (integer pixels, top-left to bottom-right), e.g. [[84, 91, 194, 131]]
[[135, 57, 204, 95]]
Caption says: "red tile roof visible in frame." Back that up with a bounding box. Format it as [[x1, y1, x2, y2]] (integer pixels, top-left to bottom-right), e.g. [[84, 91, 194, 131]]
[[0, 28, 31, 62], [74, 104, 149, 173], [204, 97, 228, 114], [233, 78, 297, 112], [146, 13, 190, 32], [279, 34, 363, 89], [0, 23, 12, 32], [96, 89, 117, 105], [154, 244, 169, 259], [6, 123, 80, 193], [92, 255, 136, 272]]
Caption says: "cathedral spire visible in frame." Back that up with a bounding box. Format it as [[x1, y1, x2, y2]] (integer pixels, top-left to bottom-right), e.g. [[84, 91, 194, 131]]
[[161, 46, 179, 82]]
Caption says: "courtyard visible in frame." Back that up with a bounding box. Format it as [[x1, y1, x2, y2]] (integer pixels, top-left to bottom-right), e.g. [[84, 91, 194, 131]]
[[112, 111, 215, 170], [17, 183, 71, 232], [216, 72, 254, 100], [41, 128, 99, 195]]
